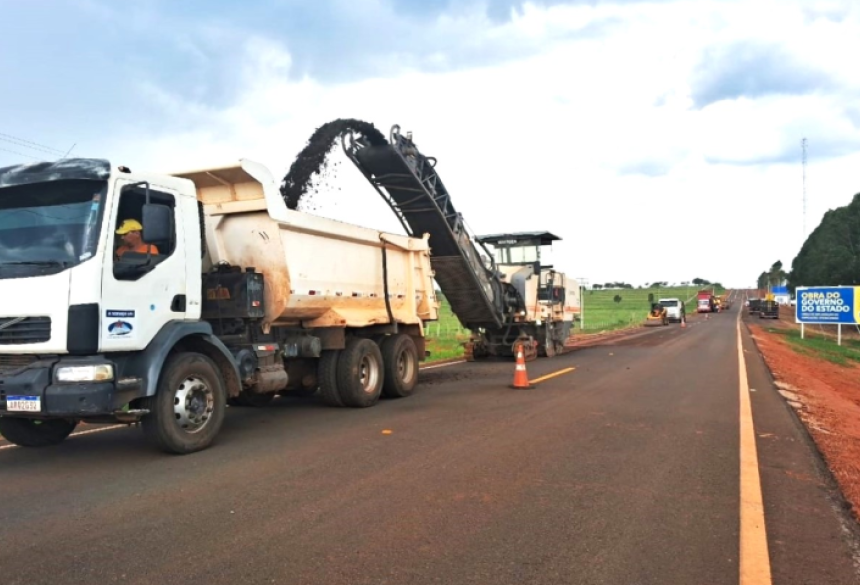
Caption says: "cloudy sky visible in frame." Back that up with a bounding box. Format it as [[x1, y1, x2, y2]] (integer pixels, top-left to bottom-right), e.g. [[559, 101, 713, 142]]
[[2, 0, 858, 288]]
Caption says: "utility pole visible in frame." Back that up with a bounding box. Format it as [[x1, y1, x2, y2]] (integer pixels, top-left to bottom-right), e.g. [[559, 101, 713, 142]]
[[577, 277, 588, 331]]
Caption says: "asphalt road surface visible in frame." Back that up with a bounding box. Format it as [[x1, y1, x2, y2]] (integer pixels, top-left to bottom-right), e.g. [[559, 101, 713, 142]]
[[2, 292, 859, 584]]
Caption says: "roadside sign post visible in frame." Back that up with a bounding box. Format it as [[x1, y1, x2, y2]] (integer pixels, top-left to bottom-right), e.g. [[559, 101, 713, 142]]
[[795, 286, 859, 346]]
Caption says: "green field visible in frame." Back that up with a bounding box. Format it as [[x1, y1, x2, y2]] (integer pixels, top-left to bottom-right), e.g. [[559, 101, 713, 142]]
[[422, 286, 727, 362], [576, 285, 725, 332], [424, 294, 470, 362]]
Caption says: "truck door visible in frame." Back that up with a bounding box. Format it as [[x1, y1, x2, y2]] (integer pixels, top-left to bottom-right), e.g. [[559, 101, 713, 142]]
[[100, 180, 187, 351]]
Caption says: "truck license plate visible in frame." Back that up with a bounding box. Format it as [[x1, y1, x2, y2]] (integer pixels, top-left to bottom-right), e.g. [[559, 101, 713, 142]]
[[6, 396, 41, 412]]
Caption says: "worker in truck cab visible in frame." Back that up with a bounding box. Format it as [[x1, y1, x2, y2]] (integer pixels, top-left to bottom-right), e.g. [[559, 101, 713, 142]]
[[114, 218, 159, 259]]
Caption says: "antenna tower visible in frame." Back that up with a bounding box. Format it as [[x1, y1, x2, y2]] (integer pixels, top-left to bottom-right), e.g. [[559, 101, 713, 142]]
[[802, 137, 807, 238]]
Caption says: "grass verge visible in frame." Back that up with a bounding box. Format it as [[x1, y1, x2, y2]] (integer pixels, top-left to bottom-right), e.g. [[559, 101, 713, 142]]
[[764, 326, 860, 367]]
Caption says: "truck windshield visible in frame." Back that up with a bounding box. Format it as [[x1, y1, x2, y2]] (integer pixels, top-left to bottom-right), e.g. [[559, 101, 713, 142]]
[[0, 179, 106, 273], [660, 300, 678, 307]]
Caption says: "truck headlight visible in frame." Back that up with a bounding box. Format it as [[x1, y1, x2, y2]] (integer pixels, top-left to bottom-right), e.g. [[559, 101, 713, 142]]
[[56, 364, 114, 383]]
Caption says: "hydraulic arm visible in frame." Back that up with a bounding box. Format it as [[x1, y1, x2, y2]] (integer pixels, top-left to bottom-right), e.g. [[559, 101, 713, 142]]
[[342, 126, 524, 331], [341, 125, 573, 360]]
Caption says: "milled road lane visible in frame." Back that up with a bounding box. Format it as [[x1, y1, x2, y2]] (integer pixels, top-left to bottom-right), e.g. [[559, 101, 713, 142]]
[[1, 296, 858, 584]]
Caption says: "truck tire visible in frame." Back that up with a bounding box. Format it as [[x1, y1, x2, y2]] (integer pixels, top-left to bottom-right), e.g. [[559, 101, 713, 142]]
[[0, 417, 77, 447], [318, 350, 344, 407], [141, 352, 227, 454], [336, 337, 384, 408], [380, 334, 419, 398]]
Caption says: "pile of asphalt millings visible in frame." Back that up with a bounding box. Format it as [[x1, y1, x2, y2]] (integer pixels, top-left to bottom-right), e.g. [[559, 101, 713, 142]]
[[280, 118, 387, 211]]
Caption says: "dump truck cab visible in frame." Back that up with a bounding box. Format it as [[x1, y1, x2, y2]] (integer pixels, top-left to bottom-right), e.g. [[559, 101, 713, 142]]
[[696, 291, 715, 313], [0, 158, 226, 447]]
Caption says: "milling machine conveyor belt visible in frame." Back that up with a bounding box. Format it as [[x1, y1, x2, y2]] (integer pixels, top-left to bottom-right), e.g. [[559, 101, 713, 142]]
[[344, 127, 505, 330]]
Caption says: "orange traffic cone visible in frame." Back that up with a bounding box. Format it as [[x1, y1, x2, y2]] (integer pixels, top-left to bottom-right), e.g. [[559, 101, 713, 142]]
[[511, 343, 534, 389], [681, 317, 687, 329]]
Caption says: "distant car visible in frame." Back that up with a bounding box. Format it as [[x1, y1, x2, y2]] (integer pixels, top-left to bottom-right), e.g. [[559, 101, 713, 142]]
[[658, 297, 685, 322]]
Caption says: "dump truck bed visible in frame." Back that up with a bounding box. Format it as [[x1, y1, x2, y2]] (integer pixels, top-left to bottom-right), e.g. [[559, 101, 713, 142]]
[[171, 160, 439, 330]]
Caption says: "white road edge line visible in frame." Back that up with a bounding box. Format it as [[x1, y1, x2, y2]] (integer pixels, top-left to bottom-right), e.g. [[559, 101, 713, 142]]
[[0, 424, 128, 451], [420, 360, 466, 370], [737, 296, 773, 584]]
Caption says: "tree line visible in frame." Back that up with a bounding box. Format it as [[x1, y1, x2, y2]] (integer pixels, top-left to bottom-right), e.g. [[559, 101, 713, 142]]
[[591, 277, 720, 290], [756, 191, 860, 292]]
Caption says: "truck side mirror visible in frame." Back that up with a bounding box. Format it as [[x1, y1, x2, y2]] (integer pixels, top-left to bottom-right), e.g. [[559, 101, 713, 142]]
[[142, 203, 172, 245]]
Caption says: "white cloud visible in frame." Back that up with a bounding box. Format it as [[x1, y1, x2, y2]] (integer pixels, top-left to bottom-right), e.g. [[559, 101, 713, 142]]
[[98, 0, 860, 288]]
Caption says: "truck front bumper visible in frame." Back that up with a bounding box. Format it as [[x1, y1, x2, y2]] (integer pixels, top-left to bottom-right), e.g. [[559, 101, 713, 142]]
[[0, 358, 142, 419]]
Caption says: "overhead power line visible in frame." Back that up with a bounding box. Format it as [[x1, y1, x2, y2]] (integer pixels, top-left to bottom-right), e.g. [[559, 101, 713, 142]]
[[0, 146, 43, 161], [0, 135, 63, 157], [0, 131, 65, 156]]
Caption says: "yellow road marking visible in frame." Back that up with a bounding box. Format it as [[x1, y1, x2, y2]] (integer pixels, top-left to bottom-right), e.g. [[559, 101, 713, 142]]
[[737, 308, 772, 583], [530, 367, 575, 385]]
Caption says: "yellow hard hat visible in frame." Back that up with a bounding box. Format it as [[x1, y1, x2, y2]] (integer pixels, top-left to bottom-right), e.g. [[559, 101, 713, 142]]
[[116, 219, 143, 235]]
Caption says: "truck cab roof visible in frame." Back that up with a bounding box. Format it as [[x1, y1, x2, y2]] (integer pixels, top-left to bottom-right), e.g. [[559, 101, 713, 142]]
[[0, 157, 111, 188]]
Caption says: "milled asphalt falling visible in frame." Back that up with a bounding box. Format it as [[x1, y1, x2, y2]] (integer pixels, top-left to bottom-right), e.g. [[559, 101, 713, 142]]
[[1, 297, 858, 584]]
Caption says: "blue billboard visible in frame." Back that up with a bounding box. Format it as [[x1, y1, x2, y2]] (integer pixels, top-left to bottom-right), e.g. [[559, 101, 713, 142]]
[[795, 286, 860, 324]]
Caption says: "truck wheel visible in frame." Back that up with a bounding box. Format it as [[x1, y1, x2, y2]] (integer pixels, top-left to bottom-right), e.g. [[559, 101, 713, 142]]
[[381, 334, 419, 398], [0, 417, 77, 447], [142, 352, 226, 454], [336, 337, 384, 408], [318, 350, 344, 407]]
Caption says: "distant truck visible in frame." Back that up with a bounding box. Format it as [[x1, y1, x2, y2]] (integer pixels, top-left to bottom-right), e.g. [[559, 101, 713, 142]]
[[696, 290, 715, 313], [759, 300, 779, 319], [748, 298, 762, 315], [658, 297, 685, 322], [758, 294, 779, 319], [0, 158, 440, 453]]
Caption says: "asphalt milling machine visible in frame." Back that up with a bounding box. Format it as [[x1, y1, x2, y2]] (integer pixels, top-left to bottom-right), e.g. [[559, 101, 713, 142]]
[[340, 125, 579, 362]]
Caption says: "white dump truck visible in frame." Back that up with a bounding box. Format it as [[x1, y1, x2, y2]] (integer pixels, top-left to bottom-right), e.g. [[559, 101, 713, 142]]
[[0, 158, 438, 453]]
